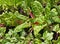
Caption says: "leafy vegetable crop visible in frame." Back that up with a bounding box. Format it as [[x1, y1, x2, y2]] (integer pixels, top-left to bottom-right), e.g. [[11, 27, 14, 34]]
[[0, 0, 60, 44]]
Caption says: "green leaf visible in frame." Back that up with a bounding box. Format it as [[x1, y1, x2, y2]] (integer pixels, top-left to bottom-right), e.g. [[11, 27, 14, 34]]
[[45, 3, 51, 15], [34, 38, 42, 44], [34, 15, 45, 24], [43, 31, 53, 40], [41, 40, 52, 44], [5, 42, 12, 44], [53, 24, 59, 31], [31, 1, 43, 17], [56, 37, 60, 44], [14, 11, 28, 20], [50, 8, 58, 17], [14, 21, 31, 32], [33, 24, 47, 36], [0, 27, 6, 36], [52, 16, 60, 23], [55, 5, 60, 15], [53, 37, 60, 44]]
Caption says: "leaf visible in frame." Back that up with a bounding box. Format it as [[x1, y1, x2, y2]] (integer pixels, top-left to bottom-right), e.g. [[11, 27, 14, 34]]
[[14, 21, 31, 32], [44, 3, 51, 21], [43, 31, 53, 40], [34, 15, 45, 24], [14, 11, 28, 20], [52, 16, 60, 23], [33, 24, 47, 36], [50, 8, 58, 17], [31, 1, 43, 17], [45, 3, 51, 15], [0, 11, 28, 26], [5, 42, 12, 44], [41, 40, 52, 44], [53, 24, 59, 31], [34, 38, 42, 44], [53, 37, 60, 44], [19, 1, 28, 12], [56, 37, 60, 44], [0, 27, 6, 37], [55, 5, 60, 15]]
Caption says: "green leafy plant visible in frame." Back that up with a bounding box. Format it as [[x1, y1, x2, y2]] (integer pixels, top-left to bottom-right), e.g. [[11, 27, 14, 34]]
[[0, 0, 60, 44]]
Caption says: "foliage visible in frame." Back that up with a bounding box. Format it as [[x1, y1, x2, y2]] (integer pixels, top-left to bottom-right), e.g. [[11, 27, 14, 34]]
[[0, 0, 60, 44]]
